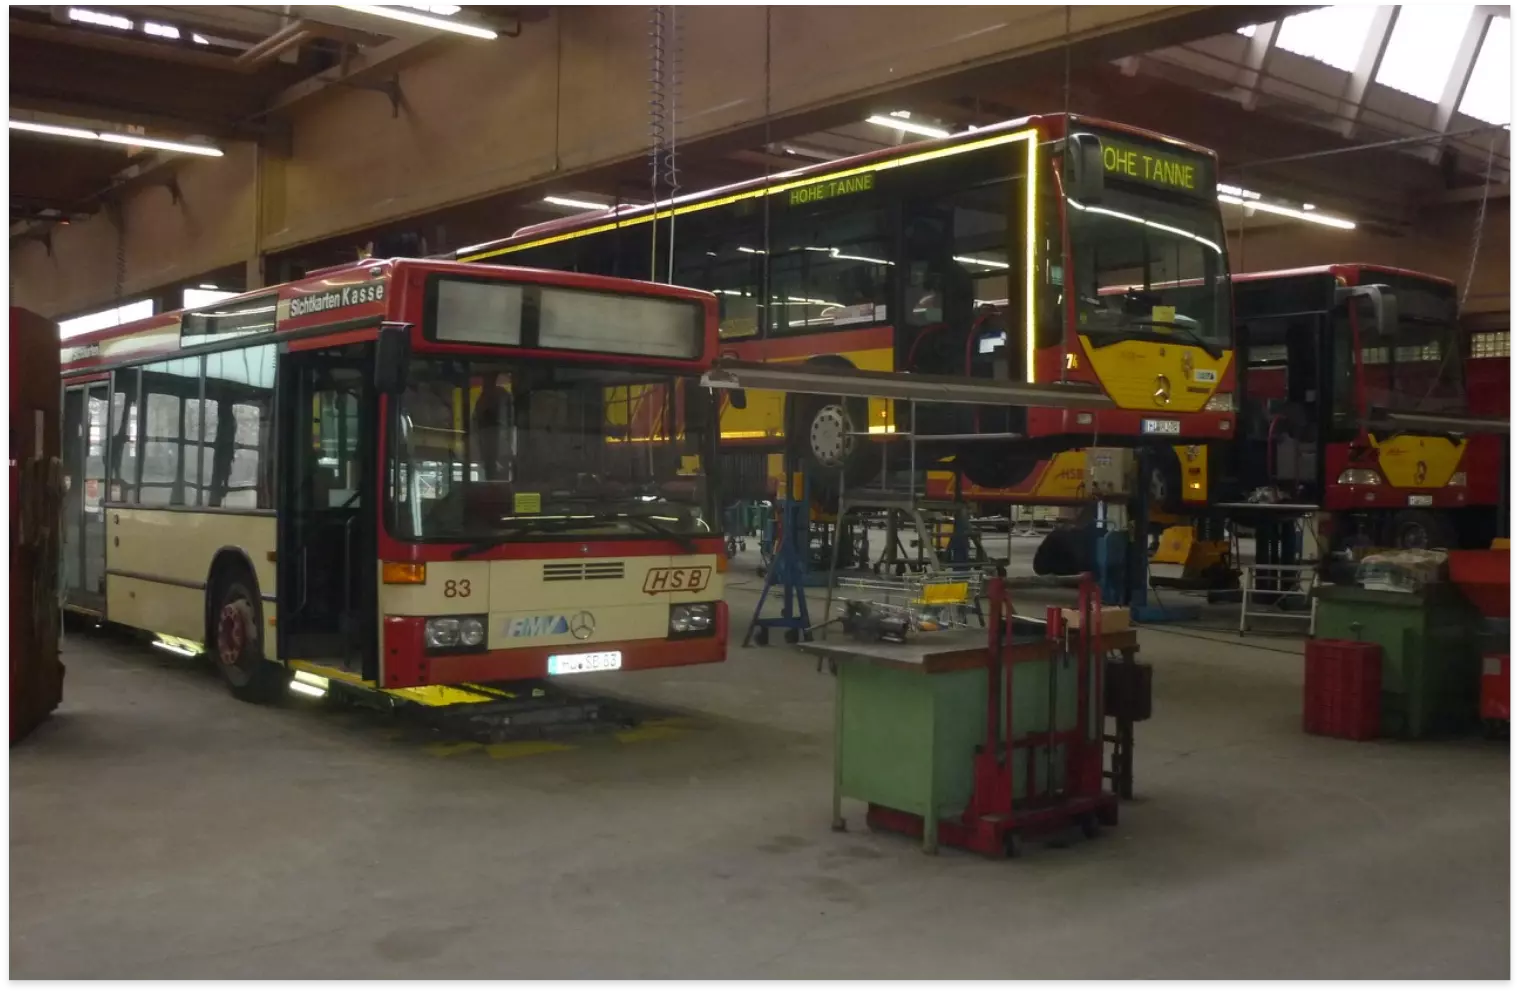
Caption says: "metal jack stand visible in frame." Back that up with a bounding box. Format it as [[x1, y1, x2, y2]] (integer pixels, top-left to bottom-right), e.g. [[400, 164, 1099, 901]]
[[744, 457, 814, 647], [1129, 446, 1200, 623]]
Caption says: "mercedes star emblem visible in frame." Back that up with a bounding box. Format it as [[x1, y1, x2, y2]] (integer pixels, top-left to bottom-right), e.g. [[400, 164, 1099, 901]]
[[568, 611, 596, 641], [1153, 373, 1172, 405]]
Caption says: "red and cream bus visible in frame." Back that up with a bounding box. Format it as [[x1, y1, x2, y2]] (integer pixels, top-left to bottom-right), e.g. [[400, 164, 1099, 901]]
[[59, 259, 728, 703], [455, 113, 1235, 504], [1231, 263, 1503, 549]]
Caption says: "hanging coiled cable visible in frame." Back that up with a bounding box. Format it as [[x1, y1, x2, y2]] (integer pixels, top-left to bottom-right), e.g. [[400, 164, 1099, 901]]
[[648, 4, 668, 282], [663, 5, 682, 284]]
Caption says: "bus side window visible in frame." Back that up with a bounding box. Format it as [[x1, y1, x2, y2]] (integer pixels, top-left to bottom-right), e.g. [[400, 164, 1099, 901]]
[[766, 206, 892, 337], [672, 206, 763, 341], [202, 345, 276, 509]]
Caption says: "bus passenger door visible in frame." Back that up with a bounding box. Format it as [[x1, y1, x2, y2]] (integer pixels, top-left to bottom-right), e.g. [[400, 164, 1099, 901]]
[[60, 382, 109, 614], [277, 347, 377, 677]]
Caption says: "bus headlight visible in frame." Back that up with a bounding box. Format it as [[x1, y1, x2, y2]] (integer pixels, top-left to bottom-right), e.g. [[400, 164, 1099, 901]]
[[425, 615, 488, 652], [669, 602, 717, 637], [1204, 393, 1234, 412], [1337, 468, 1383, 486], [1448, 472, 1467, 487]]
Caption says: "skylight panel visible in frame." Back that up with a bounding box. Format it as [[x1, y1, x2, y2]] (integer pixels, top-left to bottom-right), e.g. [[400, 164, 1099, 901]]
[[1459, 15, 1511, 124], [1377, 4, 1476, 102], [1276, 6, 1377, 71]]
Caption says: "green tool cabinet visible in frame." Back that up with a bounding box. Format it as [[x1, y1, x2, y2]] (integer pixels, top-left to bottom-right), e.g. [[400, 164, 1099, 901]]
[[1312, 584, 1481, 738]]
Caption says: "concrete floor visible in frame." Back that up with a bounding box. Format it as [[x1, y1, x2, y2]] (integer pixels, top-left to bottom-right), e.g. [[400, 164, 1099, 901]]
[[11, 561, 1510, 979]]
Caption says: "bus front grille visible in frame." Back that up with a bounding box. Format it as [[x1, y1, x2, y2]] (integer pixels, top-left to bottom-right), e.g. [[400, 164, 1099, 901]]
[[543, 562, 626, 582]]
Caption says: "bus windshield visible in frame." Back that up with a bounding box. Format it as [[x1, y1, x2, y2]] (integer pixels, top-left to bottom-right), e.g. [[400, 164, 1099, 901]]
[[1068, 188, 1230, 350], [1357, 283, 1466, 414], [388, 357, 714, 542]]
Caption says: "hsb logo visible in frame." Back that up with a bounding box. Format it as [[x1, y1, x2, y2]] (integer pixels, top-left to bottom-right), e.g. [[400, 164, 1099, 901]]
[[643, 566, 712, 595]]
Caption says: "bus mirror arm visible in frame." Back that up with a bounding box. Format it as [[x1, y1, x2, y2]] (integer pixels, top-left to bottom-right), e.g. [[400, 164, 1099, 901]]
[[1067, 132, 1105, 204], [375, 322, 413, 395], [1336, 284, 1397, 339]]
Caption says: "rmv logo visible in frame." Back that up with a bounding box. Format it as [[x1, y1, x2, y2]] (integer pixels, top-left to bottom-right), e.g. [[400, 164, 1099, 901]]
[[505, 615, 570, 638]]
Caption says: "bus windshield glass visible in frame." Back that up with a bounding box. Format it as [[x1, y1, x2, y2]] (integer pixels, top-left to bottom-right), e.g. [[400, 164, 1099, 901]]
[[388, 357, 714, 542], [1357, 281, 1465, 414], [1068, 188, 1230, 351]]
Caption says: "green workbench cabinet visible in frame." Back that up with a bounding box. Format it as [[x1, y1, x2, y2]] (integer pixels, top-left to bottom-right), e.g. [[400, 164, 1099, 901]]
[[829, 636, 1080, 853], [1312, 583, 1482, 738]]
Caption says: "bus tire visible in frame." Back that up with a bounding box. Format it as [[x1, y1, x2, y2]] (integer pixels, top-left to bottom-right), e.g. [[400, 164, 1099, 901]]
[[1146, 447, 1184, 515], [1391, 509, 1455, 551], [208, 569, 285, 704], [956, 447, 1039, 490], [785, 356, 874, 495]]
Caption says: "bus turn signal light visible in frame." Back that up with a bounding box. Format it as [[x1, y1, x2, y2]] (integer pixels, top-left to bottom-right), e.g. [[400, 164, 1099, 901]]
[[383, 561, 427, 584]]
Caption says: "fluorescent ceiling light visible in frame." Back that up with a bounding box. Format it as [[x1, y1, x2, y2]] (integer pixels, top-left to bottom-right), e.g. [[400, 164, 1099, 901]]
[[866, 115, 950, 139], [9, 119, 223, 157], [333, 3, 497, 39], [69, 7, 132, 30], [143, 21, 180, 39], [543, 195, 608, 211], [954, 254, 1010, 269], [1218, 193, 1356, 230], [95, 132, 224, 156], [10, 120, 98, 141]]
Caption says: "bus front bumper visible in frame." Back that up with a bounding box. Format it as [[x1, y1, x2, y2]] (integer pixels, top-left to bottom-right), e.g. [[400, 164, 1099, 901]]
[[380, 603, 729, 687]]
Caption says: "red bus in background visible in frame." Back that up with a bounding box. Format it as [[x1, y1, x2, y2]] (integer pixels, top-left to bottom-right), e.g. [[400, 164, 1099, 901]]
[[1231, 263, 1502, 550], [1466, 327, 1509, 418], [59, 259, 727, 705]]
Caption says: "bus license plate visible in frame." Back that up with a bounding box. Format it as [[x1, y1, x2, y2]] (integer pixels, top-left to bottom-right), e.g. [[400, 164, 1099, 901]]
[[1143, 419, 1182, 435], [1408, 494, 1434, 507], [548, 651, 623, 675]]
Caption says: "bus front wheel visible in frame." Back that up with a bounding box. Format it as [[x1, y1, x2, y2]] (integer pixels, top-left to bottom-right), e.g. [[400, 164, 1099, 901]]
[[209, 570, 285, 704]]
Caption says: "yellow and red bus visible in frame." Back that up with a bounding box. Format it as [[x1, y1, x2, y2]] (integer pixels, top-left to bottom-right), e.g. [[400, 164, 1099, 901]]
[[1230, 263, 1503, 550], [454, 112, 1234, 504], [59, 259, 728, 703]]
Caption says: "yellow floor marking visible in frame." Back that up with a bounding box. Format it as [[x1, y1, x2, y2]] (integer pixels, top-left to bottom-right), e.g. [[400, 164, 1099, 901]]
[[424, 741, 483, 758], [486, 740, 575, 760], [614, 724, 689, 744]]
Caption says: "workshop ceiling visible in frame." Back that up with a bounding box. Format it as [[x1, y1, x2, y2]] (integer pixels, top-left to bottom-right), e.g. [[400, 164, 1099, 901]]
[[8, 3, 542, 224]]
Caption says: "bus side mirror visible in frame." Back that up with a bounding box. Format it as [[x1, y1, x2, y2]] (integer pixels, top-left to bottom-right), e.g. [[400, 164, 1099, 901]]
[[375, 322, 412, 395], [1337, 284, 1397, 340], [1068, 132, 1105, 204]]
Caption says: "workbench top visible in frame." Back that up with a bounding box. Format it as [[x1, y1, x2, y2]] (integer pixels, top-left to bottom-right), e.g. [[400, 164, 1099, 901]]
[[799, 626, 1138, 674]]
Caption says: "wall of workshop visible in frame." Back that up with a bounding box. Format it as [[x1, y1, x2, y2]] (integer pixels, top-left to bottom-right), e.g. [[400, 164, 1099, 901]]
[[13, 5, 1209, 319], [1229, 202, 1511, 315]]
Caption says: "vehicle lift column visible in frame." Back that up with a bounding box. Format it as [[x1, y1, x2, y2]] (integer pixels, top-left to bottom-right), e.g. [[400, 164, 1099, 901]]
[[1127, 446, 1199, 623]]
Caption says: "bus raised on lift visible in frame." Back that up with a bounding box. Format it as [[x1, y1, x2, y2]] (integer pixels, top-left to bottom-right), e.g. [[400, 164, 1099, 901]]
[[59, 259, 728, 703], [1230, 263, 1504, 550], [455, 112, 1234, 504]]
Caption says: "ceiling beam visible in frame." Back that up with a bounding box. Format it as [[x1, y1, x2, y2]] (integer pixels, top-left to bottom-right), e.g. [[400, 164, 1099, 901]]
[[1232, 19, 1282, 111], [1336, 5, 1398, 139], [1424, 8, 1493, 164]]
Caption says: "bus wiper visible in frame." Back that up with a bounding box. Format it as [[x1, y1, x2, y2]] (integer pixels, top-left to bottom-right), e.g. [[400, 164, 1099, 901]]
[[623, 513, 696, 551], [1088, 319, 1222, 360], [450, 517, 586, 559]]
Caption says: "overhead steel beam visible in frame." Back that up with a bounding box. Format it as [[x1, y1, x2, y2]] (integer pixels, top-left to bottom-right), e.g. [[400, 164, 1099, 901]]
[[262, 35, 445, 117], [1423, 8, 1493, 164], [1336, 5, 1398, 139], [1233, 19, 1282, 111], [700, 360, 1114, 410]]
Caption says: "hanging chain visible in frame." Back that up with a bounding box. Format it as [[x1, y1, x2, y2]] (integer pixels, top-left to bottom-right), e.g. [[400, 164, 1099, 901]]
[[647, 5, 668, 282]]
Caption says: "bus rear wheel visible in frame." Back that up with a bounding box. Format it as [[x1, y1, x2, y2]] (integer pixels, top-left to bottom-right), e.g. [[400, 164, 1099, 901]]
[[1391, 509, 1455, 551], [209, 571, 285, 704]]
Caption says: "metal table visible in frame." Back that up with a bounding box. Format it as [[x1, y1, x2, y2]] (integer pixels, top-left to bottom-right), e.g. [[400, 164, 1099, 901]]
[[800, 626, 1141, 854]]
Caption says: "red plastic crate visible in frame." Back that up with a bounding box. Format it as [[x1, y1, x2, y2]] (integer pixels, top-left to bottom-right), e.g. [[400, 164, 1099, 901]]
[[1304, 639, 1382, 741]]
